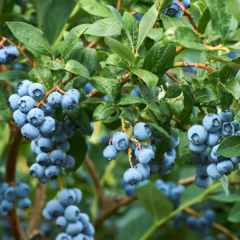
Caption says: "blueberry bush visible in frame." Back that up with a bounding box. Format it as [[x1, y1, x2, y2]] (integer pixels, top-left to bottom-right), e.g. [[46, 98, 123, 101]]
[[2, 0, 240, 239]]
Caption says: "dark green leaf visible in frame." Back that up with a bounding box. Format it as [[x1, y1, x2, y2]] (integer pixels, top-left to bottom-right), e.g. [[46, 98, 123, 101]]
[[226, 78, 240, 99], [82, 48, 98, 74], [197, 7, 210, 34], [164, 83, 181, 98], [106, 5, 124, 25], [43, 60, 65, 70], [65, 42, 84, 62], [106, 54, 129, 69], [217, 135, 240, 158], [217, 85, 233, 111], [178, 108, 192, 125], [130, 1, 152, 15], [180, 184, 203, 204], [228, 200, 240, 223], [54, 107, 63, 120], [116, 96, 146, 106], [180, 85, 195, 109], [0, 70, 29, 80], [65, 60, 90, 79], [120, 109, 137, 125], [93, 104, 116, 121], [81, 98, 107, 105], [160, 15, 185, 29], [229, 0, 240, 22], [160, 0, 173, 9], [207, 193, 240, 203], [195, 87, 218, 104], [147, 28, 163, 41], [178, 132, 192, 163]]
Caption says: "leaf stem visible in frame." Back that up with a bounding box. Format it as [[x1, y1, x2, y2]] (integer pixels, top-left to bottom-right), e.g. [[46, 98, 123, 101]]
[[173, 62, 216, 73], [166, 72, 181, 84]]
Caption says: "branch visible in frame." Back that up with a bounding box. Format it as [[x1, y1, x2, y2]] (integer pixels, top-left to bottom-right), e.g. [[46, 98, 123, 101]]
[[95, 195, 137, 229], [85, 156, 104, 208], [116, 0, 121, 11], [86, 39, 100, 49], [166, 72, 181, 84], [173, 62, 216, 73], [184, 208, 238, 240], [198, 106, 206, 116], [177, 176, 195, 185], [176, 46, 185, 55]]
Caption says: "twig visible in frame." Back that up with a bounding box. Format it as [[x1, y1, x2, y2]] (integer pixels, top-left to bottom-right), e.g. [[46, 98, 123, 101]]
[[176, 46, 185, 55], [166, 72, 181, 84], [116, 0, 121, 11], [198, 106, 206, 116], [85, 156, 104, 208], [184, 208, 238, 240], [121, 89, 131, 93], [130, 11, 137, 15], [95, 195, 137, 229], [86, 39, 100, 49], [177, 176, 195, 185], [173, 62, 216, 73], [59, 175, 64, 190]]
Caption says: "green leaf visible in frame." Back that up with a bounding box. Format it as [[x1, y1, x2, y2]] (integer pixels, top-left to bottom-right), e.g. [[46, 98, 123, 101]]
[[180, 184, 203, 204], [217, 85, 233, 111], [105, 36, 135, 63], [226, 78, 240, 99], [81, 98, 107, 105], [43, 60, 65, 70], [0, 70, 29, 80], [228, 200, 240, 223], [160, 0, 172, 9], [136, 4, 158, 53], [28, 66, 53, 90], [65, 60, 90, 79], [178, 132, 192, 163], [79, 0, 113, 17], [130, 1, 152, 15], [162, 26, 207, 51], [206, 0, 238, 42], [131, 69, 158, 91], [229, 0, 240, 23], [147, 28, 163, 41], [160, 15, 185, 29], [142, 43, 176, 78], [139, 83, 161, 119], [219, 175, 228, 196], [65, 42, 84, 62], [120, 108, 137, 125], [106, 54, 129, 69], [85, 17, 122, 37], [62, 24, 90, 59], [164, 83, 181, 98], [106, 5, 124, 25], [91, 76, 121, 99], [116, 96, 146, 106], [180, 85, 195, 110], [195, 87, 218, 104], [207, 193, 240, 203], [68, 130, 88, 172], [194, 0, 206, 14], [43, 0, 75, 44], [93, 104, 116, 121], [197, 7, 210, 34], [137, 182, 173, 220], [178, 108, 192, 125], [7, 22, 53, 57], [217, 135, 240, 158], [82, 48, 98, 74]]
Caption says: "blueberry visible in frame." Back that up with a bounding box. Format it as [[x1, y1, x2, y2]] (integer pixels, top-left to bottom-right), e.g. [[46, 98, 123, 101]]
[[27, 108, 45, 126], [18, 96, 36, 113], [206, 163, 222, 180], [64, 205, 80, 222], [231, 120, 240, 132], [13, 109, 27, 127], [0, 49, 7, 65], [217, 109, 233, 122], [18, 198, 31, 209], [159, 155, 174, 171], [168, 135, 180, 149], [130, 89, 142, 98], [124, 168, 142, 185], [169, 218, 184, 229], [36, 153, 50, 166], [73, 233, 90, 240], [42, 208, 56, 221], [47, 92, 62, 108], [39, 116, 55, 134], [123, 184, 136, 196], [3, 186, 16, 202], [63, 155, 75, 169], [52, 119, 62, 135], [82, 223, 95, 236], [112, 132, 129, 151], [134, 163, 150, 180], [17, 80, 33, 97], [139, 149, 154, 164], [135, 145, 152, 159], [148, 162, 160, 173], [206, 131, 221, 147], [56, 216, 67, 228], [164, 0, 180, 16], [46, 199, 64, 218], [221, 122, 234, 136], [195, 176, 212, 188], [136, 179, 149, 188], [157, 169, 171, 176], [38, 137, 54, 152], [57, 141, 70, 152], [58, 189, 76, 206], [4, 46, 18, 64], [189, 142, 207, 152], [28, 83, 44, 99], [180, 0, 190, 8], [39, 102, 55, 116], [103, 145, 119, 161], [61, 94, 79, 109], [230, 156, 240, 164], [217, 160, 234, 174], [0, 200, 13, 212], [38, 175, 50, 184], [83, 82, 94, 94], [21, 123, 40, 140], [134, 13, 143, 22], [188, 125, 208, 145], [66, 221, 83, 235], [204, 209, 215, 224], [187, 216, 198, 230], [196, 163, 208, 178], [50, 150, 67, 166], [56, 233, 72, 240], [30, 163, 45, 178], [133, 123, 151, 141], [45, 165, 60, 180], [16, 183, 29, 198], [66, 89, 81, 101], [12, 63, 25, 70], [203, 114, 222, 132], [53, 130, 68, 143], [72, 188, 82, 204], [209, 144, 226, 162], [36, 146, 44, 155], [8, 94, 21, 111], [189, 152, 202, 165], [31, 140, 37, 154]]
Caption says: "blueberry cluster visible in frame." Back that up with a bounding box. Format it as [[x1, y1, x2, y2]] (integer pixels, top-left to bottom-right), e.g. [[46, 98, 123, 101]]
[[204, 233, 227, 240], [42, 188, 95, 240], [0, 46, 18, 65], [187, 209, 215, 236], [163, 0, 190, 19], [188, 110, 240, 188], [0, 182, 31, 216], [8, 81, 81, 183]]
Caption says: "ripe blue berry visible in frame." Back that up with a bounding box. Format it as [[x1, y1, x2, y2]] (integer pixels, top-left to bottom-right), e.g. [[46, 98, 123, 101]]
[[164, 0, 180, 16], [42, 208, 56, 221], [73, 233, 90, 240], [148, 162, 160, 173], [78, 213, 90, 228], [180, 0, 190, 8], [0, 200, 13, 212], [61, 94, 78, 109], [134, 144, 152, 158], [47, 92, 62, 108], [188, 125, 208, 145], [21, 123, 40, 140], [134, 163, 150, 180], [0, 49, 6, 65], [53, 130, 68, 143], [130, 89, 141, 98], [207, 163, 223, 179], [38, 175, 50, 184], [36, 153, 50, 166], [167, 148, 177, 159], [4, 187, 17, 201], [159, 155, 174, 171], [66, 221, 83, 235], [206, 131, 221, 147], [18, 96, 36, 113], [18, 198, 31, 209], [36, 146, 44, 155], [217, 109, 233, 122], [72, 188, 82, 204], [58, 189, 76, 206], [66, 89, 80, 101], [13, 109, 27, 127], [46, 199, 64, 218], [124, 168, 142, 185], [58, 141, 70, 152], [63, 119, 77, 134], [189, 142, 207, 152], [27, 108, 45, 126], [139, 149, 154, 164], [38, 137, 54, 152], [194, 176, 212, 188], [56, 216, 68, 228], [217, 160, 234, 174], [112, 132, 129, 151], [203, 114, 222, 132], [64, 205, 80, 222], [168, 135, 180, 149], [16, 183, 29, 198], [231, 120, 240, 132], [4, 46, 18, 64], [124, 184, 136, 197], [52, 119, 62, 135], [82, 223, 95, 236], [103, 145, 119, 161], [56, 233, 72, 240], [63, 155, 75, 169], [50, 150, 67, 166], [221, 122, 234, 137], [45, 165, 60, 180], [30, 163, 45, 178], [209, 144, 225, 163], [28, 83, 45, 99], [230, 156, 240, 164], [39, 116, 55, 134], [204, 209, 215, 223], [8, 94, 21, 111], [133, 123, 151, 141], [39, 102, 55, 116], [17, 80, 33, 97], [196, 163, 208, 178]]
